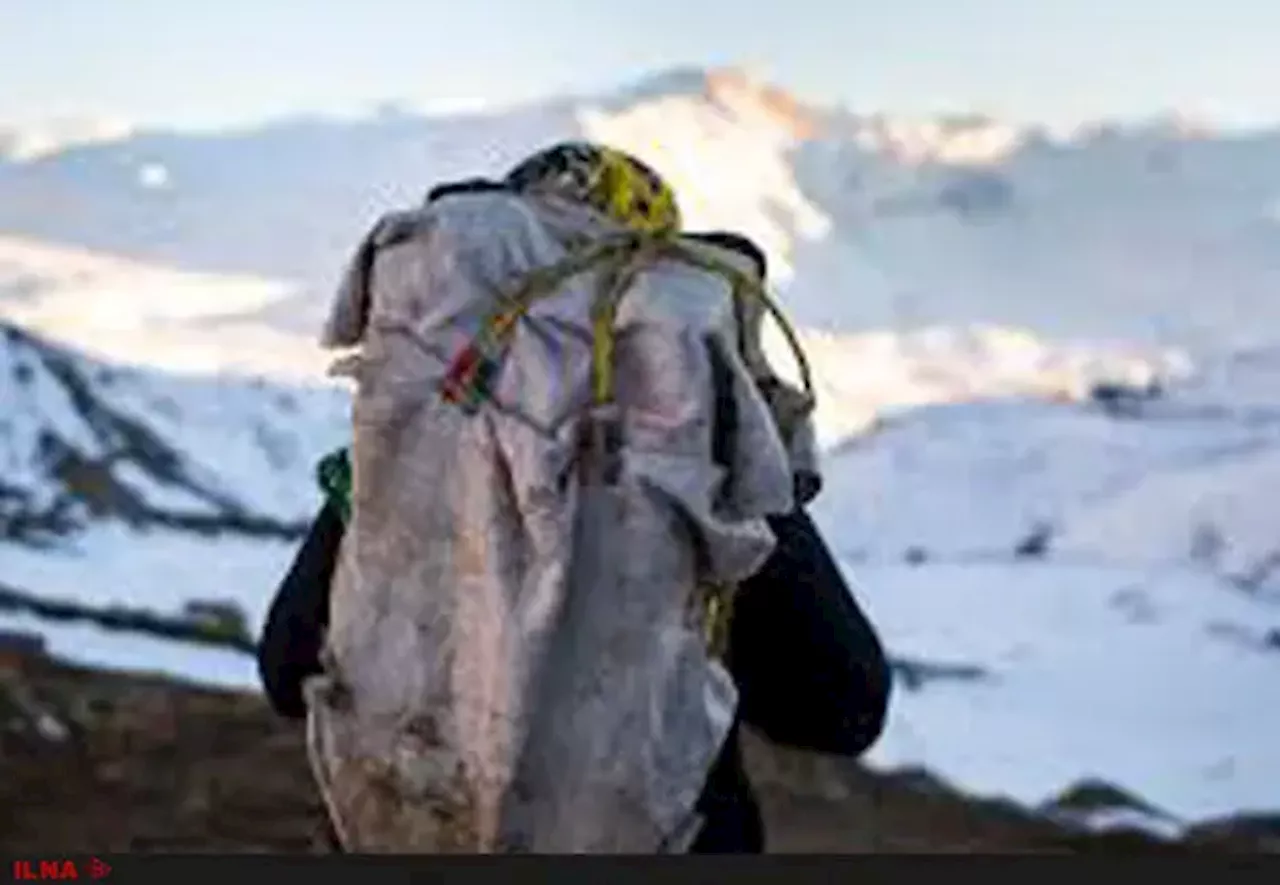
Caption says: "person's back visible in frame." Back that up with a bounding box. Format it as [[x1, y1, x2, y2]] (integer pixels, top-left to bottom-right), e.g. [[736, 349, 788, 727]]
[[304, 143, 809, 853]]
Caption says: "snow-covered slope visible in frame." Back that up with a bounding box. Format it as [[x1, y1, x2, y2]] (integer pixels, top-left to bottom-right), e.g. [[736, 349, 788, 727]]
[[0, 319, 346, 546], [855, 560, 1278, 825], [0, 236, 332, 379], [1, 66, 1278, 835], [792, 323, 1186, 446]]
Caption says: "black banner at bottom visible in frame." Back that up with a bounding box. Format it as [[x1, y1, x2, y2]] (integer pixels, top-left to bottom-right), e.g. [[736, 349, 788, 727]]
[[4, 854, 1278, 885]]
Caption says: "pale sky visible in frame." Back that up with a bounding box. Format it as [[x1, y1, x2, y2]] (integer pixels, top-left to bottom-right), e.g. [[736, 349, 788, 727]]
[[2, 0, 1276, 130]]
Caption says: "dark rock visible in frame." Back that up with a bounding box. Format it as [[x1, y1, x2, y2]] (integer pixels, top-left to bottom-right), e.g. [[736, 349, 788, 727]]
[[1015, 523, 1053, 559], [0, 630, 47, 673], [889, 655, 991, 692], [1089, 379, 1163, 418], [904, 547, 928, 565], [1043, 778, 1170, 818]]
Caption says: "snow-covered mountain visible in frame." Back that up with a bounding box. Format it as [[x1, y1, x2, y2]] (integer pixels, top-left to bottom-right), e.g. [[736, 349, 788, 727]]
[[0, 319, 346, 542], [5, 66, 1280, 347], [1, 66, 1278, 836]]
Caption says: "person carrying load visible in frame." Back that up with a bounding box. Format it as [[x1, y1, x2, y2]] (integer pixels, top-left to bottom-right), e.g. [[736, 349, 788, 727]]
[[258, 141, 891, 853]]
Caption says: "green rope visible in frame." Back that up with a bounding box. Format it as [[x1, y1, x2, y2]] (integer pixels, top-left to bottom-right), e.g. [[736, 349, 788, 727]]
[[317, 447, 352, 524]]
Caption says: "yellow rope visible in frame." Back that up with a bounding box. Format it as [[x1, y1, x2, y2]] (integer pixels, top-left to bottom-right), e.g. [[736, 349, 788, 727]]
[[660, 239, 816, 409], [461, 230, 814, 418], [446, 230, 813, 659]]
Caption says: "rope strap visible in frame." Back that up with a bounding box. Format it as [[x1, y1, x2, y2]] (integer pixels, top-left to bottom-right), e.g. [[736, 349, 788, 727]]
[[439, 231, 815, 418]]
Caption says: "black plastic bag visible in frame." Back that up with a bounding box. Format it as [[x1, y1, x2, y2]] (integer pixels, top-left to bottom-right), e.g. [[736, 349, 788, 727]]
[[726, 507, 891, 758]]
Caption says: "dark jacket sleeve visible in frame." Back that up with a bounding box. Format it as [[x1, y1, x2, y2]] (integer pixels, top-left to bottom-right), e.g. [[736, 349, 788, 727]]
[[727, 507, 892, 759], [257, 501, 345, 719]]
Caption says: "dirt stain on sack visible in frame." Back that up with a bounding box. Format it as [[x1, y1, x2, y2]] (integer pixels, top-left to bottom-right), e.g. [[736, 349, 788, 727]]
[[455, 521, 489, 578]]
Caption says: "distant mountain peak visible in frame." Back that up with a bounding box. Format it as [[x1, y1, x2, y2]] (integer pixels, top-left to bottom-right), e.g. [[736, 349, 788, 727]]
[[599, 65, 822, 139], [703, 67, 822, 138]]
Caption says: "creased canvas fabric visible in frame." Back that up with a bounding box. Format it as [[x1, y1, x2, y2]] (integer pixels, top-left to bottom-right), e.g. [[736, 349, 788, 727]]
[[305, 190, 808, 853]]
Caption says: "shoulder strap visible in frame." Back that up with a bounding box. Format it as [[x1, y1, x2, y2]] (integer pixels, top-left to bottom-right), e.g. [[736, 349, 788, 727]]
[[662, 236, 814, 412]]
